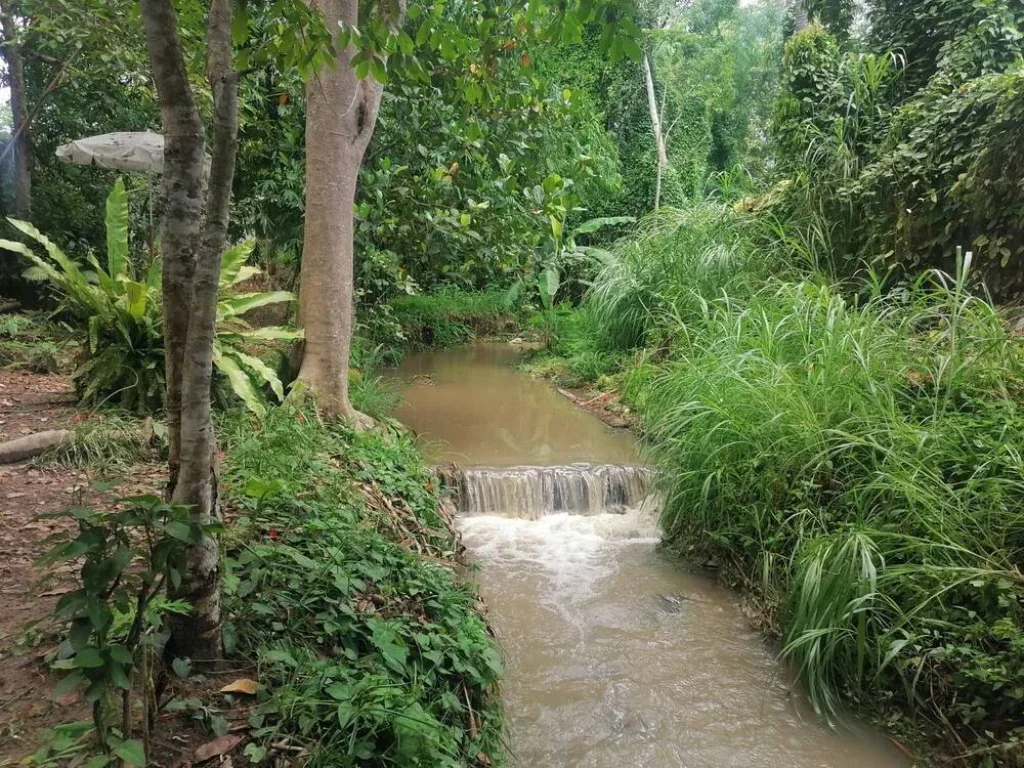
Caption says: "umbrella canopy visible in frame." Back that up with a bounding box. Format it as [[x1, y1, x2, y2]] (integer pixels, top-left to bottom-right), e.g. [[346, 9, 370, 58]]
[[56, 131, 165, 174]]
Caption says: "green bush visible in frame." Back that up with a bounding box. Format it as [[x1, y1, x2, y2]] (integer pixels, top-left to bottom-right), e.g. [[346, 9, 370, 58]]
[[639, 265, 1024, 757], [218, 409, 504, 767], [0, 179, 298, 414], [389, 289, 515, 349]]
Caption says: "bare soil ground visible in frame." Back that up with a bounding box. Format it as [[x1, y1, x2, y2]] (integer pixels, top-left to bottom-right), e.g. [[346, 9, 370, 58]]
[[555, 385, 636, 429], [0, 369, 89, 761]]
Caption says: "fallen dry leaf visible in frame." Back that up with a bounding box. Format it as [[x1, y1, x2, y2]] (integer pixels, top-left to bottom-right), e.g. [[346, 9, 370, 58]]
[[219, 678, 258, 695], [193, 734, 243, 763]]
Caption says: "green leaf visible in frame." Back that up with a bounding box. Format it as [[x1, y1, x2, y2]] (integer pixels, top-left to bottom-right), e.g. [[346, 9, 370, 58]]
[[213, 347, 267, 416], [109, 661, 132, 690], [164, 520, 197, 542], [105, 178, 129, 279], [539, 266, 560, 309], [370, 622, 408, 674], [53, 671, 85, 697], [123, 280, 148, 319], [231, 350, 286, 402], [369, 57, 388, 85], [219, 239, 257, 288], [73, 647, 104, 668], [172, 657, 192, 678], [572, 216, 635, 235], [230, 327, 304, 342], [217, 291, 295, 321], [231, 3, 250, 46], [112, 739, 146, 767]]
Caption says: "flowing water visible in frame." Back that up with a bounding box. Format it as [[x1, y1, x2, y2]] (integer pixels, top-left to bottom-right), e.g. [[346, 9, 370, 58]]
[[390, 343, 912, 768]]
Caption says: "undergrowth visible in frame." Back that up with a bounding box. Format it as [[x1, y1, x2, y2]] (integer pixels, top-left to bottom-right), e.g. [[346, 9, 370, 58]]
[[0, 313, 70, 373], [387, 290, 516, 350], [217, 408, 505, 767]]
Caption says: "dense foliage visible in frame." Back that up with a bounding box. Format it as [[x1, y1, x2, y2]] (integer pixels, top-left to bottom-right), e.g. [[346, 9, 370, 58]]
[[772, 1, 1024, 299], [5, 0, 1024, 764], [219, 409, 504, 767], [518, 1, 1024, 762]]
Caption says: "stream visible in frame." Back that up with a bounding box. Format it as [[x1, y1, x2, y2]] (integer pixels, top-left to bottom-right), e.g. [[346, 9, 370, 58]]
[[390, 343, 911, 767]]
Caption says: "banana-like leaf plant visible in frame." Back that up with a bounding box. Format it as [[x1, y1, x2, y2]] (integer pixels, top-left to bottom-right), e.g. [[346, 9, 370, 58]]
[[0, 178, 298, 414]]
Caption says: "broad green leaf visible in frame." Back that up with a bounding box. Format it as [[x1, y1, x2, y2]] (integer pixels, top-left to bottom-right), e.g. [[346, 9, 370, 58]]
[[539, 266, 560, 309], [8, 219, 93, 294], [145, 255, 162, 289], [105, 178, 129, 279], [73, 647, 104, 668], [112, 739, 146, 767], [572, 216, 635, 235], [231, 350, 286, 401], [217, 291, 294, 321], [123, 280, 148, 320], [213, 347, 267, 416], [219, 239, 256, 288], [0, 239, 61, 284], [230, 326, 304, 342], [21, 264, 50, 282], [230, 265, 261, 286]]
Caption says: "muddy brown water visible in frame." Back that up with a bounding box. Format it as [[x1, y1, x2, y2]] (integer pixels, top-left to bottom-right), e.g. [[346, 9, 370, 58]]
[[390, 343, 913, 768]]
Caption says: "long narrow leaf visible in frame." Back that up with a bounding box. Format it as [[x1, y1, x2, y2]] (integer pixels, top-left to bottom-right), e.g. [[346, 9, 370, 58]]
[[231, 349, 286, 401], [217, 291, 295, 321], [213, 346, 267, 416], [105, 177, 129, 280], [219, 239, 256, 288]]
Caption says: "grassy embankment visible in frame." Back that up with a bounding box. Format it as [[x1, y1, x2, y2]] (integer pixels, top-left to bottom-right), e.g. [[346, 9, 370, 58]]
[[523, 203, 1024, 765]]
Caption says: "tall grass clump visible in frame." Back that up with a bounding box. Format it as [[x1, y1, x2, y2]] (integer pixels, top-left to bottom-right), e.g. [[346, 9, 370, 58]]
[[584, 202, 773, 352], [643, 263, 1024, 758]]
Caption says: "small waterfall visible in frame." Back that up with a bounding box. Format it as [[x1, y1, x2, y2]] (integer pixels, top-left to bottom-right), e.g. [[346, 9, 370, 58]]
[[446, 463, 654, 518]]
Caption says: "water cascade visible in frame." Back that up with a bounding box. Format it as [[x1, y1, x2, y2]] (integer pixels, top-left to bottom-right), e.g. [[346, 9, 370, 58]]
[[446, 463, 653, 517]]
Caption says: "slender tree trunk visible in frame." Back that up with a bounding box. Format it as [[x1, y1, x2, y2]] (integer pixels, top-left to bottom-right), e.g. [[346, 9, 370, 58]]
[[642, 51, 667, 210], [297, 0, 399, 424], [0, 1, 31, 218], [793, 0, 809, 32], [141, 0, 239, 662]]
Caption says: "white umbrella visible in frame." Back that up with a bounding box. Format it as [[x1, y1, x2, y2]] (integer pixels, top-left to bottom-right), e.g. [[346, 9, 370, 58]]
[[55, 131, 165, 174]]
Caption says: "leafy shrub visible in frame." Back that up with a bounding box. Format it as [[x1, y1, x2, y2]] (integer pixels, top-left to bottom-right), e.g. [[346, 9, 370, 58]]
[[218, 409, 504, 767], [771, 6, 1024, 298], [40, 496, 211, 764], [1, 179, 298, 414], [0, 313, 67, 372]]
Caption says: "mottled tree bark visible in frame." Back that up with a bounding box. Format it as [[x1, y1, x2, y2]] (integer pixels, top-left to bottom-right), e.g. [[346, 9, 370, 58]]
[[296, 0, 397, 425], [0, 1, 31, 218], [642, 51, 668, 210], [794, 0, 809, 32], [141, 0, 240, 662]]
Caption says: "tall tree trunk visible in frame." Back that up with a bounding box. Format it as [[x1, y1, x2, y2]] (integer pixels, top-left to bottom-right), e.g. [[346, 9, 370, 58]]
[[0, 1, 31, 218], [141, 0, 239, 662], [642, 51, 668, 210], [296, 0, 395, 424], [793, 0, 809, 32]]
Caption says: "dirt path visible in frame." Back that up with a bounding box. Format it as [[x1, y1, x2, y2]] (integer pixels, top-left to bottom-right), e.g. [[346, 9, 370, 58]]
[[0, 370, 88, 759], [0, 370, 174, 761]]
